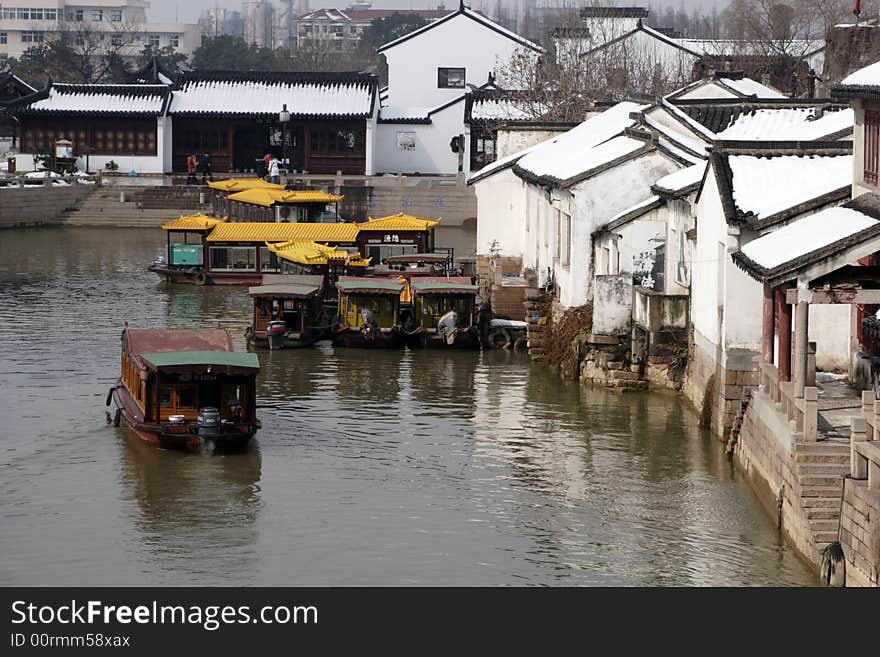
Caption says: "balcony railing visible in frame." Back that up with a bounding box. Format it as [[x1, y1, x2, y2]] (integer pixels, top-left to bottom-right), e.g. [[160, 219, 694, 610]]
[[850, 392, 880, 490]]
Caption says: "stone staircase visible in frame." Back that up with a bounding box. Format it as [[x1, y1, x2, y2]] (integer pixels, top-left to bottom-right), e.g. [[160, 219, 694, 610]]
[[793, 441, 851, 553], [62, 185, 208, 228]]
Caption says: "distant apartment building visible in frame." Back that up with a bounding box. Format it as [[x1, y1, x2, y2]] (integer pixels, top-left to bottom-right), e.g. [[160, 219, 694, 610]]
[[199, 7, 245, 39], [297, 3, 453, 51], [0, 0, 200, 61]]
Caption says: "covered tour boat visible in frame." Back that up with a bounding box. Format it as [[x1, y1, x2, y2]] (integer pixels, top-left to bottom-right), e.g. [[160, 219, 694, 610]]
[[333, 277, 405, 348], [407, 278, 481, 348], [246, 274, 327, 349], [108, 327, 261, 451]]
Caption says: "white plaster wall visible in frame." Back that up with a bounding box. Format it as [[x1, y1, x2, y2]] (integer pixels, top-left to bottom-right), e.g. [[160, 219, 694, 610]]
[[692, 169, 726, 348], [374, 101, 470, 176], [676, 80, 740, 100], [810, 304, 853, 372], [383, 13, 538, 109], [722, 257, 763, 352], [473, 167, 527, 257], [558, 151, 679, 308], [664, 197, 696, 296]]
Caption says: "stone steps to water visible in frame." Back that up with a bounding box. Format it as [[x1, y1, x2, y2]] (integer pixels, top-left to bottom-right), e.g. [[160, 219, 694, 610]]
[[61, 186, 206, 227], [790, 440, 850, 556]]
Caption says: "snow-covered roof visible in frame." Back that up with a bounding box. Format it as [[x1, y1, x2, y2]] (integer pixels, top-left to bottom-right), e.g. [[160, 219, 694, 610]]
[[718, 107, 854, 141], [725, 154, 852, 223], [467, 141, 542, 185], [22, 84, 169, 115], [652, 162, 707, 196], [679, 39, 825, 58], [378, 106, 433, 122], [169, 72, 377, 118], [603, 195, 662, 232], [642, 110, 710, 157], [841, 60, 880, 87], [469, 96, 548, 122], [669, 75, 786, 102], [737, 206, 878, 274], [512, 102, 650, 186], [720, 77, 786, 99], [378, 7, 543, 53]]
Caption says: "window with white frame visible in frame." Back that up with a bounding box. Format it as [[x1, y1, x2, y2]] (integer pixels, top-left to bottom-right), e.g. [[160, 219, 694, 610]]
[[111, 9, 123, 22], [0, 9, 14, 20], [0, 33, 6, 45], [46, 9, 57, 20], [30, 8, 44, 20], [169, 35, 180, 48], [74, 9, 84, 21], [21, 32, 45, 43], [92, 9, 104, 22], [148, 35, 160, 48]]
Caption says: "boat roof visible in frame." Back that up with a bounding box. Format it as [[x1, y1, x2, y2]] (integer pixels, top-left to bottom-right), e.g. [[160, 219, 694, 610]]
[[358, 214, 440, 231], [140, 351, 260, 373], [249, 274, 325, 299], [268, 240, 371, 267], [227, 188, 344, 207], [207, 178, 285, 193], [411, 277, 478, 295], [161, 214, 227, 231], [336, 276, 404, 295], [207, 222, 360, 243], [126, 328, 234, 355]]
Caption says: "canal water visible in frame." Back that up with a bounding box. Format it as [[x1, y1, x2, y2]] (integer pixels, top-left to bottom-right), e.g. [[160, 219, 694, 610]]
[[0, 228, 816, 586]]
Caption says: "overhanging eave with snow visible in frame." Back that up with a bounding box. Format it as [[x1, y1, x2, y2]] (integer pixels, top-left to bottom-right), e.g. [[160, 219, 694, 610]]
[[732, 194, 880, 288]]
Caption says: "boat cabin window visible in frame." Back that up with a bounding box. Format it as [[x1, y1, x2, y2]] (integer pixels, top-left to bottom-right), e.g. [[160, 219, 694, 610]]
[[222, 384, 243, 418], [419, 295, 472, 328], [259, 246, 281, 272], [158, 384, 199, 420], [368, 244, 417, 265], [210, 246, 257, 271], [343, 295, 397, 328]]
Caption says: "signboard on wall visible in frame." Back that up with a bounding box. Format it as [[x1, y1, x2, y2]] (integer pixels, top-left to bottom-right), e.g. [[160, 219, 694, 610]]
[[397, 132, 416, 151]]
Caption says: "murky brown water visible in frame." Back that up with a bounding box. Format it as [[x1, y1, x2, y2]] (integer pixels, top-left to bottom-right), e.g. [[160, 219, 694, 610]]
[[0, 227, 816, 585]]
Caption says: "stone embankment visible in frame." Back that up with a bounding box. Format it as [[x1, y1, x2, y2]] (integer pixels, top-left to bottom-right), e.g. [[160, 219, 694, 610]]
[[0, 183, 94, 228], [62, 185, 206, 227]]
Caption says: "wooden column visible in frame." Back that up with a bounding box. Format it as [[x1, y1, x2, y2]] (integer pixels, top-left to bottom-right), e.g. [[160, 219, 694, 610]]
[[762, 283, 775, 364], [776, 288, 792, 383], [794, 299, 809, 399]]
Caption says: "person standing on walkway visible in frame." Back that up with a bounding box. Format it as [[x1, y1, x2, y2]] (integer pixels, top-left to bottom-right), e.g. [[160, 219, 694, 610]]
[[201, 152, 213, 184], [186, 154, 197, 185], [268, 156, 280, 185]]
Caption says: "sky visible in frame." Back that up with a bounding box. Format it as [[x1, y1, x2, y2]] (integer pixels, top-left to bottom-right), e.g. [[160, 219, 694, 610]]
[[148, 0, 726, 25]]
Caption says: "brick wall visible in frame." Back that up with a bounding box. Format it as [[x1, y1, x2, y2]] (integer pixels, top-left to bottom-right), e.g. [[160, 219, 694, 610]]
[[840, 480, 880, 586]]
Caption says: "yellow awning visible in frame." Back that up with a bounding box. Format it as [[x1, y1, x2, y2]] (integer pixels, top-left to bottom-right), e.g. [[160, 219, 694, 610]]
[[227, 189, 344, 207], [359, 213, 441, 232], [206, 222, 360, 243], [161, 214, 227, 231], [268, 241, 372, 267], [207, 178, 285, 193]]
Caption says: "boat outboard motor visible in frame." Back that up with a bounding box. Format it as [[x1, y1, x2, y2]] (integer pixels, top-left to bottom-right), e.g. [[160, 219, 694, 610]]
[[197, 407, 221, 438], [437, 310, 458, 346], [266, 320, 287, 350], [360, 307, 379, 338]]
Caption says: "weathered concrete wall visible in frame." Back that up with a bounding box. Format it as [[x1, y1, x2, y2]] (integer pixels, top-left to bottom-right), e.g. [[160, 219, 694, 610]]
[[736, 392, 816, 566], [823, 23, 880, 91], [0, 185, 93, 228], [840, 479, 880, 586], [593, 274, 632, 336]]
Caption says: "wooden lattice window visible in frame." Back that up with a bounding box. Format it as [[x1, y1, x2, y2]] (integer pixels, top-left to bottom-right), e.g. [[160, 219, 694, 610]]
[[865, 110, 880, 186]]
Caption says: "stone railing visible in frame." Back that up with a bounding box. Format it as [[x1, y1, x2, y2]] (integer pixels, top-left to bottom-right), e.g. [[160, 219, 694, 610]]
[[850, 391, 880, 489], [761, 360, 819, 442]]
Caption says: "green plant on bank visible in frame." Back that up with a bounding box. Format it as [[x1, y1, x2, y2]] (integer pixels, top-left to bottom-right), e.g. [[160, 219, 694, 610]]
[[104, 160, 119, 172]]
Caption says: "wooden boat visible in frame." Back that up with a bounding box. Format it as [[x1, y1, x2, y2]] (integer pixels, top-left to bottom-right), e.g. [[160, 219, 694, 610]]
[[108, 327, 261, 451], [370, 253, 452, 278], [406, 277, 481, 348], [333, 277, 405, 348], [246, 274, 327, 349]]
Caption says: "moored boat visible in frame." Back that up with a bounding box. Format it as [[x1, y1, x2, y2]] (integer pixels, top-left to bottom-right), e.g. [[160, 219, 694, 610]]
[[108, 326, 261, 451], [333, 277, 405, 348], [406, 277, 481, 348], [246, 274, 327, 349]]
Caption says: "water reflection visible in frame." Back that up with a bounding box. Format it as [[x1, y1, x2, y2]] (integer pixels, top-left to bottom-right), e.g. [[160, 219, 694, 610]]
[[0, 228, 817, 586], [118, 431, 262, 582]]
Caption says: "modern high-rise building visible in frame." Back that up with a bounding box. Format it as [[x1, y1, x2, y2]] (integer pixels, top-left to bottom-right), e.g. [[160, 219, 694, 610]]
[[0, 1, 200, 61]]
